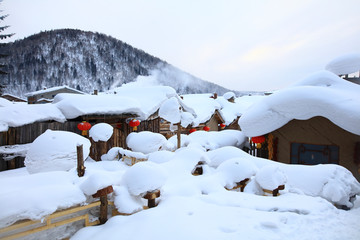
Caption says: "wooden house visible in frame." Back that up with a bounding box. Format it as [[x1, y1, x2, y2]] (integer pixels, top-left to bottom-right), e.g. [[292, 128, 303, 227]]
[[0, 94, 26, 103], [258, 117, 360, 181], [239, 71, 360, 181], [25, 86, 85, 104]]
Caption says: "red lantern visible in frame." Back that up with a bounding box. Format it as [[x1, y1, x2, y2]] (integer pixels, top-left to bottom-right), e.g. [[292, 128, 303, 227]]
[[220, 123, 226, 130], [251, 136, 265, 144], [129, 119, 140, 131], [189, 128, 197, 134], [203, 126, 210, 131], [77, 121, 91, 136]]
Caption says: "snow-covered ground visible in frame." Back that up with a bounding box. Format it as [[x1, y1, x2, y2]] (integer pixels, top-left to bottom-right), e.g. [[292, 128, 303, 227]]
[[1, 129, 359, 240]]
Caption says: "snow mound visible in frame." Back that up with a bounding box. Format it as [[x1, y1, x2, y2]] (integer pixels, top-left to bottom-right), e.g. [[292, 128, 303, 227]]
[[123, 161, 167, 196], [255, 165, 287, 190], [0, 97, 12, 107], [223, 91, 235, 100], [207, 146, 360, 207], [239, 71, 360, 136], [216, 157, 258, 189], [126, 131, 168, 154], [179, 130, 246, 151], [25, 130, 91, 174], [89, 123, 113, 142], [79, 171, 120, 196], [325, 53, 360, 75]]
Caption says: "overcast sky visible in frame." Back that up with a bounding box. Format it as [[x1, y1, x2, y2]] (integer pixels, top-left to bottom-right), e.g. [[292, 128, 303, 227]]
[[2, 0, 360, 91]]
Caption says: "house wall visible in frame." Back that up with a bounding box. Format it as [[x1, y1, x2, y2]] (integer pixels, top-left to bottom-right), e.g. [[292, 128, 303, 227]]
[[208, 117, 220, 131], [271, 116, 360, 181]]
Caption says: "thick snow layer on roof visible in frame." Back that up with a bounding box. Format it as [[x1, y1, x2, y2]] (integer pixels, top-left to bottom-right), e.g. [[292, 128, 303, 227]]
[[181, 94, 221, 126], [112, 85, 178, 119], [0, 103, 66, 132], [54, 85, 179, 120], [181, 94, 264, 126], [325, 53, 360, 75], [54, 93, 143, 119], [24, 85, 85, 97], [239, 71, 360, 136], [218, 95, 265, 125]]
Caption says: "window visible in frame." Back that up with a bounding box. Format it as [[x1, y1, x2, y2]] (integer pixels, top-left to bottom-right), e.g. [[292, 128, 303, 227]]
[[290, 143, 339, 165]]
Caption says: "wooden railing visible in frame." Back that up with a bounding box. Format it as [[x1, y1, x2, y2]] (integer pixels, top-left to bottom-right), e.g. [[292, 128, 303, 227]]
[[0, 201, 102, 240]]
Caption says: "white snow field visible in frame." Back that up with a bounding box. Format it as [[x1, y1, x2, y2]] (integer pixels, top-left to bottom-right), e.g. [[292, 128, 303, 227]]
[[0, 129, 359, 240]]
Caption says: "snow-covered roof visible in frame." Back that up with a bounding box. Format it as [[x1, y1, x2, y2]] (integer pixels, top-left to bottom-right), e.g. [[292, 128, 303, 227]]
[[181, 94, 221, 126], [0, 103, 66, 132], [54, 85, 182, 120], [181, 93, 264, 126], [239, 71, 360, 137], [325, 53, 360, 75], [24, 85, 85, 97]]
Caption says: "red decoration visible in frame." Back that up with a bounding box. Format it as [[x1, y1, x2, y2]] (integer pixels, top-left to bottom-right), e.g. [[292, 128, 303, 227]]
[[129, 119, 140, 131], [203, 126, 210, 131], [189, 128, 197, 133], [251, 136, 265, 144], [77, 121, 91, 136], [220, 123, 226, 129]]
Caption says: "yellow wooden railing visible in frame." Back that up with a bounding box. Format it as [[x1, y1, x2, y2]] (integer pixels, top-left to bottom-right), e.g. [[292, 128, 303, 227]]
[[0, 201, 102, 240]]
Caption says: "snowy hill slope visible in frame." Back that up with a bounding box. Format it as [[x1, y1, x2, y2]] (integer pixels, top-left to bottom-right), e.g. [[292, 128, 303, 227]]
[[0, 29, 233, 97]]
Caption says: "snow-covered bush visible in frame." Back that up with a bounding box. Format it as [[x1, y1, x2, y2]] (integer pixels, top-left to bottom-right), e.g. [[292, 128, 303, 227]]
[[176, 130, 246, 151], [25, 130, 91, 174], [255, 165, 287, 191]]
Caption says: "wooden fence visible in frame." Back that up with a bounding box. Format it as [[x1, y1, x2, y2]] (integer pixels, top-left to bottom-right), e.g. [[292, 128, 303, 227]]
[[0, 201, 102, 240]]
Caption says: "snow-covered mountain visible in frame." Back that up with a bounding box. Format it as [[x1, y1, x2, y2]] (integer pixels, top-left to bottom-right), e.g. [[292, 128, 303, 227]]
[[0, 29, 234, 97]]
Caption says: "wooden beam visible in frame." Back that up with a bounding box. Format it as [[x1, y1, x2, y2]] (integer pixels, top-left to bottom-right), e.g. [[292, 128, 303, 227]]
[[177, 123, 181, 149]]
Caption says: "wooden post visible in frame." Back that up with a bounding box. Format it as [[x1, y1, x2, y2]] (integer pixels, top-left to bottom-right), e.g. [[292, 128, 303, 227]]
[[99, 196, 108, 224], [77, 144, 85, 177], [143, 190, 160, 208], [92, 186, 113, 224], [177, 123, 181, 149]]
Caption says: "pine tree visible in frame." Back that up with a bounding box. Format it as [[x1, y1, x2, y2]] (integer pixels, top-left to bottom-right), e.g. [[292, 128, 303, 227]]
[[0, 4, 14, 95]]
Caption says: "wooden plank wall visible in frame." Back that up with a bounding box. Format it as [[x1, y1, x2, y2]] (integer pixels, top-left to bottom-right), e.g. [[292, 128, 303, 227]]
[[0, 117, 162, 170], [271, 116, 360, 181]]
